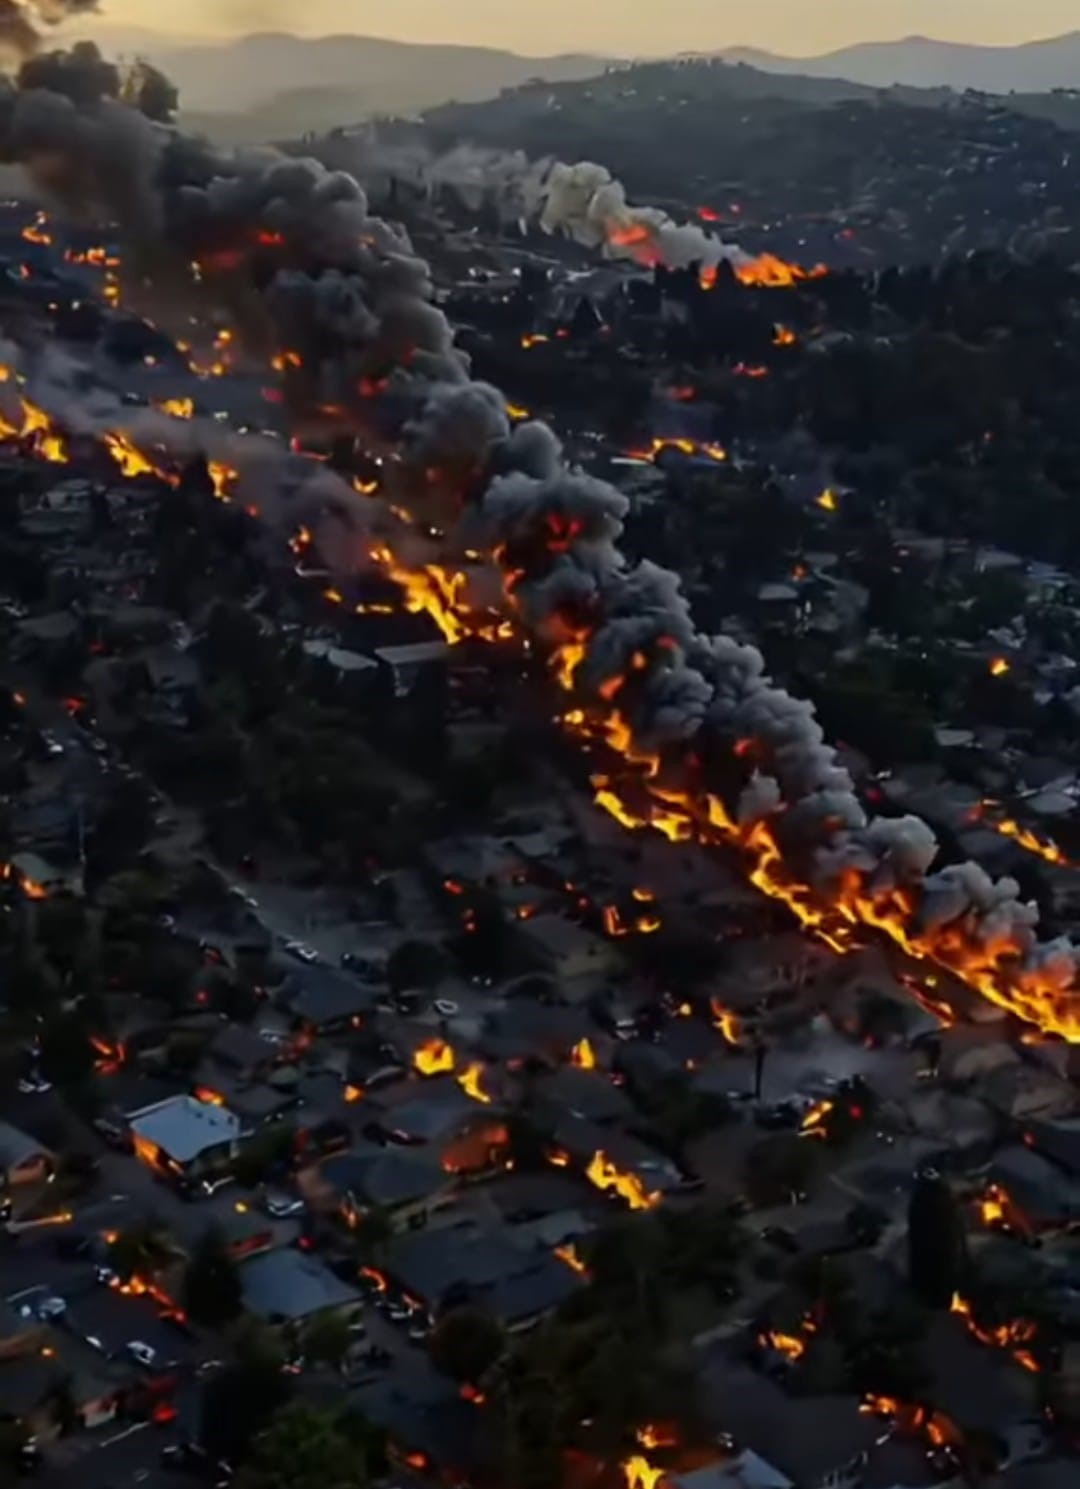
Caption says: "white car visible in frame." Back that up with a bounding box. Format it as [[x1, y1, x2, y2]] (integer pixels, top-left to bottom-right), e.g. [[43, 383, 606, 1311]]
[[283, 940, 319, 964], [263, 1192, 304, 1219], [17, 1075, 52, 1094], [35, 1296, 66, 1321]]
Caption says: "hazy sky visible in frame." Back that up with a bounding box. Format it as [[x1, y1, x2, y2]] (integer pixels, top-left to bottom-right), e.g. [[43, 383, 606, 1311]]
[[75, 2, 1080, 57]]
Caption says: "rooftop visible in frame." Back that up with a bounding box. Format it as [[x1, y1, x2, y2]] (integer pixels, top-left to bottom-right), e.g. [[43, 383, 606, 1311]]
[[239, 1248, 360, 1323], [129, 1095, 240, 1163]]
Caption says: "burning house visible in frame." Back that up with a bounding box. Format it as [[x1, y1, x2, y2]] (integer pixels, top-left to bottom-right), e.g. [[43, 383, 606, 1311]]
[[128, 1095, 240, 1189]]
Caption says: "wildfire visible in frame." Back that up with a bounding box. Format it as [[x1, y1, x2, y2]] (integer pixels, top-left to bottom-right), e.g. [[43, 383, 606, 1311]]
[[585, 1150, 660, 1211], [758, 1312, 817, 1362], [208, 461, 239, 502], [950, 1293, 1040, 1372], [554, 1241, 590, 1277], [570, 1036, 597, 1070], [0, 391, 70, 463], [158, 397, 195, 420], [369, 546, 512, 647], [700, 254, 827, 291], [973, 806, 1068, 868], [103, 432, 177, 486], [799, 1099, 834, 1139], [622, 1457, 665, 1489], [457, 1060, 491, 1104], [860, 1396, 962, 1450], [624, 436, 727, 464], [710, 999, 741, 1047], [414, 1038, 455, 1076], [89, 1034, 126, 1075], [22, 213, 51, 246], [977, 1184, 1010, 1229], [636, 1425, 679, 1451]]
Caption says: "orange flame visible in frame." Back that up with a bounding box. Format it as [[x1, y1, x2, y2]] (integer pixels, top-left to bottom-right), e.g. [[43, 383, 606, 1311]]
[[414, 1038, 455, 1076], [457, 1060, 491, 1104], [585, 1150, 660, 1211], [554, 1241, 590, 1277], [570, 1037, 597, 1070]]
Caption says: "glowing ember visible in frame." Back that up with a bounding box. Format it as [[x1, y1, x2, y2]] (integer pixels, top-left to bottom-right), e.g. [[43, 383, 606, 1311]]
[[773, 324, 798, 347], [950, 1292, 1039, 1372], [758, 1312, 817, 1361], [554, 1241, 590, 1276], [208, 461, 239, 502], [816, 487, 838, 512], [799, 1099, 834, 1138], [457, 1061, 491, 1104], [625, 436, 727, 464], [414, 1038, 455, 1076], [636, 1425, 679, 1451], [585, 1150, 660, 1211], [989, 656, 1011, 677], [570, 1037, 597, 1070], [710, 999, 741, 1047], [22, 213, 51, 246], [158, 397, 195, 420]]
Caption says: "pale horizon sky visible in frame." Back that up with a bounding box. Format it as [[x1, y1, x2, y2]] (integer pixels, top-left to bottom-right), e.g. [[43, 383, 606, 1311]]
[[66, 2, 1080, 58]]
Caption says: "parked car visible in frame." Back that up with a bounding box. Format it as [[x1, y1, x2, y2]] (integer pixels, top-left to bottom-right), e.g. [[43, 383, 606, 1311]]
[[262, 1191, 304, 1220], [283, 940, 319, 964]]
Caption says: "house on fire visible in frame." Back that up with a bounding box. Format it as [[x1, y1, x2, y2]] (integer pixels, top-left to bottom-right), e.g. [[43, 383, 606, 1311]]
[[310, 1144, 454, 1235], [0, 1119, 54, 1190], [385, 1222, 582, 1332], [129, 1094, 240, 1186]]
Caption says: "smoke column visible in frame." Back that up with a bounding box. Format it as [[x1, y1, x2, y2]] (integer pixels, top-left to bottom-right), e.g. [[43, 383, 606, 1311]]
[[321, 133, 821, 285], [1, 44, 1077, 1040]]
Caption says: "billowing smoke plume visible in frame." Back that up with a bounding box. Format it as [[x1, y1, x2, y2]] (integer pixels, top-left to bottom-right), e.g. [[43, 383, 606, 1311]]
[[0, 45, 1076, 1038], [319, 132, 815, 285], [0, 2, 98, 60]]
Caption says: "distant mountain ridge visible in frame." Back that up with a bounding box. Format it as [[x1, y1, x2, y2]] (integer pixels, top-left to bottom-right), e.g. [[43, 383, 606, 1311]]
[[715, 31, 1080, 93], [76, 29, 615, 134]]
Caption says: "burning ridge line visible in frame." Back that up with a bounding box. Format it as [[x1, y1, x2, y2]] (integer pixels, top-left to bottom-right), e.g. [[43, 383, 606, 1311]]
[[341, 138, 824, 288], [1, 45, 1078, 1042]]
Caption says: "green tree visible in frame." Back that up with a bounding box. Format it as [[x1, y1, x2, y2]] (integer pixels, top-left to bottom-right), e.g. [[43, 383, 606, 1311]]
[[743, 1134, 822, 1208], [39, 1012, 95, 1090], [302, 1312, 351, 1372], [182, 1228, 242, 1327], [430, 1304, 505, 1384], [387, 939, 448, 995], [908, 1171, 967, 1309], [109, 1223, 175, 1281], [235, 1405, 369, 1489]]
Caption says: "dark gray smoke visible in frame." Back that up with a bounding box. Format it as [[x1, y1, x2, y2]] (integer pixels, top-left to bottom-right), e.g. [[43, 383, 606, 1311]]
[[1, 46, 1076, 1033]]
